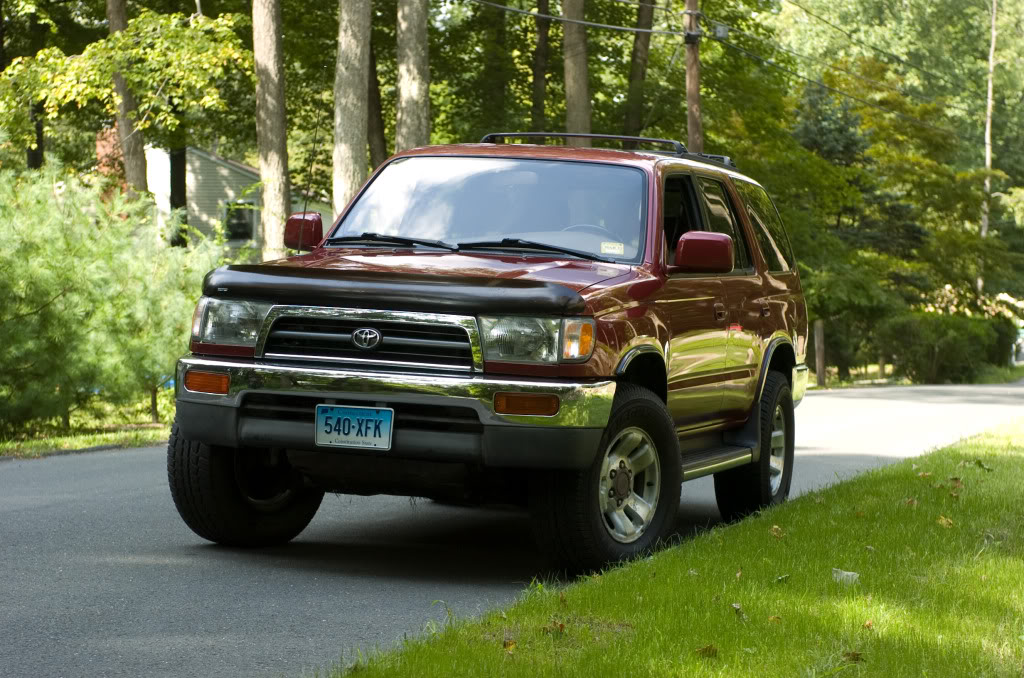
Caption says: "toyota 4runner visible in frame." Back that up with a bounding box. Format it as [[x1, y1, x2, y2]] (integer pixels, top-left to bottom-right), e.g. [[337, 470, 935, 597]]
[[168, 133, 808, 571]]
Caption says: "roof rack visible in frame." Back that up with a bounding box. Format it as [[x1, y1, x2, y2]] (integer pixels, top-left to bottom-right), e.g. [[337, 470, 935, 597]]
[[479, 132, 738, 169], [480, 132, 687, 155]]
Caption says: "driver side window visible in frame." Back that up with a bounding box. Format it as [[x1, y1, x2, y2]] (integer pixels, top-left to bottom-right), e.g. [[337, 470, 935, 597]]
[[662, 174, 702, 266]]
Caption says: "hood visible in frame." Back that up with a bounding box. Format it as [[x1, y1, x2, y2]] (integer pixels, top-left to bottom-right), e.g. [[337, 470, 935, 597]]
[[203, 249, 631, 316]]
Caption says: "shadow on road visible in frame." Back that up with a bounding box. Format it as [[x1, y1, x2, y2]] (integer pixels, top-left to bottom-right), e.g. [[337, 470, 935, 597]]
[[186, 495, 722, 584]]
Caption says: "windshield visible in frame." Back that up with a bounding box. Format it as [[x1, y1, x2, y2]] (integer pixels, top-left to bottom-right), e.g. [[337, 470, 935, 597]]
[[331, 156, 648, 262]]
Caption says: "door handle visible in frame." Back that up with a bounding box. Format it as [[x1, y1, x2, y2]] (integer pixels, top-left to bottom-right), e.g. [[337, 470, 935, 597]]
[[714, 303, 727, 322]]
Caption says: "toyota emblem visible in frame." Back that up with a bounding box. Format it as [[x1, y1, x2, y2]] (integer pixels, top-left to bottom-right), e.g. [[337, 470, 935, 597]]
[[352, 327, 382, 350]]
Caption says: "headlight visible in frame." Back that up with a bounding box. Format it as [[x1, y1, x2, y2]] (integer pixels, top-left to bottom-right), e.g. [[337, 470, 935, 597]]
[[479, 316, 596, 364], [191, 296, 273, 347]]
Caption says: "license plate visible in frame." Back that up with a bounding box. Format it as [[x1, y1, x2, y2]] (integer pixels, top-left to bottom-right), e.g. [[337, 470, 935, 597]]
[[315, 405, 394, 450]]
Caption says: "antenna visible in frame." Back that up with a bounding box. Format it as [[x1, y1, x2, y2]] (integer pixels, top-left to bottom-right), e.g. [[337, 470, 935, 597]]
[[299, 91, 327, 251]]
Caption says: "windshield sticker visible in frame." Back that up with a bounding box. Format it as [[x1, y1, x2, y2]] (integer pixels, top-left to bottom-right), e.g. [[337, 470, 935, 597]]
[[600, 242, 625, 255]]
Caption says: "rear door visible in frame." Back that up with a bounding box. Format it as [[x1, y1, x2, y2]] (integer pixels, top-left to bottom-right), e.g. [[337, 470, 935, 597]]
[[692, 173, 766, 422]]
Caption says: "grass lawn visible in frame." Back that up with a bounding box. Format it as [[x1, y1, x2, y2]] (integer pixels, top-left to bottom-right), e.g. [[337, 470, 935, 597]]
[[976, 363, 1024, 385], [0, 425, 170, 459], [338, 419, 1024, 677]]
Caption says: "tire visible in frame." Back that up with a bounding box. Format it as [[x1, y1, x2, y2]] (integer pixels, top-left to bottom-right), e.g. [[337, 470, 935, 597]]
[[529, 384, 681, 572], [714, 370, 794, 522], [167, 418, 324, 546]]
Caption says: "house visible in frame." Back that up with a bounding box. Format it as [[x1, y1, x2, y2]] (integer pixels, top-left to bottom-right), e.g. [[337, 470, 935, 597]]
[[145, 146, 332, 245]]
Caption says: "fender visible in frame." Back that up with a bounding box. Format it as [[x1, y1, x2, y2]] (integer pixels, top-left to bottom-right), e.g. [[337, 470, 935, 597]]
[[614, 342, 665, 375], [724, 336, 796, 460]]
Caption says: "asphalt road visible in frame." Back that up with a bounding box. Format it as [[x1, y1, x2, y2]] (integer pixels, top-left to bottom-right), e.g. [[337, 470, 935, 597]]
[[2, 383, 1022, 678]]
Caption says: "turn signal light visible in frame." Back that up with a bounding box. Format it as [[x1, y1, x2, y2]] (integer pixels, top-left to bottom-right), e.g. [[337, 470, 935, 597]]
[[562, 319, 595, 361], [494, 392, 560, 416], [183, 370, 230, 395]]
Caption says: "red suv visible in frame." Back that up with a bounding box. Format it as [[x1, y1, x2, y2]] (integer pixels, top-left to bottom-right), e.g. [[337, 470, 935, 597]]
[[169, 133, 808, 571]]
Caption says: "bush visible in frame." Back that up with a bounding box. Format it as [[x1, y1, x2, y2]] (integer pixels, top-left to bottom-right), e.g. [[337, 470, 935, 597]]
[[0, 168, 221, 435], [877, 312, 998, 384]]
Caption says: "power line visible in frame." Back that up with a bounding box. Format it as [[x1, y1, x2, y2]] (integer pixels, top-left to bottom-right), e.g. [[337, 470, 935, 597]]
[[702, 13, 976, 115], [780, 0, 978, 96], [460, 0, 975, 143]]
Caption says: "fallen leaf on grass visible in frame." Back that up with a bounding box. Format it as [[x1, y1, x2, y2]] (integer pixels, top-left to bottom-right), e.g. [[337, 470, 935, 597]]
[[503, 639, 517, 652], [865, 545, 875, 553], [775, 574, 790, 584], [833, 568, 860, 585], [950, 491, 960, 500], [736, 567, 742, 580], [688, 568, 699, 576], [770, 525, 785, 538], [932, 482, 947, 489], [768, 615, 782, 623], [918, 471, 932, 478], [912, 463, 919, 470], [905, 497, 918, 507], [731, 602, 749, 621], [949, 477, 964, 489], [937, 515, 954, 528], [695, 644, 718, 658], [862, 619, 874, 630], [843, 650, 865, 663]]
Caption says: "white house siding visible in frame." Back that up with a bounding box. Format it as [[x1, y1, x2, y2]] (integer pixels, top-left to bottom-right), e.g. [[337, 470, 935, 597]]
[[186, 148, 262, 240]]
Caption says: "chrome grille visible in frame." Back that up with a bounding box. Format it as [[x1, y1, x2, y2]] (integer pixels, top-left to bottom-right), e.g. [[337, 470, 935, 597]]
[[262, 315, 475, 371]]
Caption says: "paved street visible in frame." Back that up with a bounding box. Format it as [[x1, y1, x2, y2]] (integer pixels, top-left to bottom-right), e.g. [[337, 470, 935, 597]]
[[1, 383, 1021, 678]]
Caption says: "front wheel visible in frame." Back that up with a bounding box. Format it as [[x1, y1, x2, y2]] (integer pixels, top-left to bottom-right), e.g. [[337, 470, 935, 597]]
[[529, 384, 681, 572], [167, 419, 324, 546], [714, 370, 795, 522]]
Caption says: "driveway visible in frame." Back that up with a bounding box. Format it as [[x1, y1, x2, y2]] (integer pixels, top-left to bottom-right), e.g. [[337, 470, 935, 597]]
[[1, 382, 1021, 678]]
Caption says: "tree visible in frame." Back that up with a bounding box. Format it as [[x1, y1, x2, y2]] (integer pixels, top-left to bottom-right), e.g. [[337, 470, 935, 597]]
[[623, 0, 654, 142], [562, 0, 590, 146], [105, 0, 147, 193], [395, 0, 429, 151], [253, 0, 290, 260], [530, 0, 550, 131], [368, 34, 388, 169], [333, 0, 370, 215]]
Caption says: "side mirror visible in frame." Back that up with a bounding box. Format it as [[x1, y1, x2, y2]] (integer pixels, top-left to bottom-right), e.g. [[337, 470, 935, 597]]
[[284, 212, 324, 251], [672, 231, 734, 274]]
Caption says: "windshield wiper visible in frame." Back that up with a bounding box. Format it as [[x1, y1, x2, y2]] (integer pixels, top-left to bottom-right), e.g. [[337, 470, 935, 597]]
[[325, 232, 457, 251], [456, 238, 615, 263]]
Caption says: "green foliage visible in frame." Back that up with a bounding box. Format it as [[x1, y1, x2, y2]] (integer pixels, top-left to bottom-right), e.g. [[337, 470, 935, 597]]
[[0, 167, 220, 435], [876, 312, 1000, 384]]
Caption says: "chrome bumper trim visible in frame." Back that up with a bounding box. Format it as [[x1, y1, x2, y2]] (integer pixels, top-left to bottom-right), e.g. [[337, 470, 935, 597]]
[[175, 357, 616, 429], [792, 364, 808, 407]]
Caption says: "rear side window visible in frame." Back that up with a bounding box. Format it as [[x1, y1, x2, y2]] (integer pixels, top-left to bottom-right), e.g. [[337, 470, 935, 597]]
[[734, 180, 795, 272], [695, 176, 751, 270]]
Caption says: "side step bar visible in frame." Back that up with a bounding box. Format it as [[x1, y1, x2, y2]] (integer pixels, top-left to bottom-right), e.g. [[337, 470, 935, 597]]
[[680, 445, 753, 481]]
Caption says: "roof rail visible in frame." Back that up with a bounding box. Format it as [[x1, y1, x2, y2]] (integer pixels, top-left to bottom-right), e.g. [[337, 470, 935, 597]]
[[481, 132, 687, 155]]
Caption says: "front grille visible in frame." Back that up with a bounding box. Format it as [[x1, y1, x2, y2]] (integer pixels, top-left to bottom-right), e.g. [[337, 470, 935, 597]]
[[240, 394, 483, 434], [262, 316, 474, 371]]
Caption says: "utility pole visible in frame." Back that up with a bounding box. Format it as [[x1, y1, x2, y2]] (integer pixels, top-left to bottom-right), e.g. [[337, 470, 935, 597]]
[[684, 0, 703, 153], [978, 0, 997, 293]]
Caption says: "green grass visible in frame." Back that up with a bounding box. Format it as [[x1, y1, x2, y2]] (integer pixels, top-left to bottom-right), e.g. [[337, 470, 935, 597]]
[[336, 420, 1024, 677], [0, 425, 170, 459], [975, 363, 1024, 385]]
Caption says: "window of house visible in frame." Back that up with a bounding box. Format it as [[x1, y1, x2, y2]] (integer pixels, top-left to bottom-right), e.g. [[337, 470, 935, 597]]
[[695, 176, 752, 270], [224, 200, 258, 241]]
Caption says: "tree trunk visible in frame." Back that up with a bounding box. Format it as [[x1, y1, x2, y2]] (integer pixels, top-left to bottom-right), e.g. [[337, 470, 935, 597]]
[[367, 36, 388, 169], [562, 0, 590, 147], [26, 102, 44, 169], [814, 319, 825, 387], [623, 0, 655, 145], [684, 0, 703, 153], [481, 0, 508, 132], [333, 0, 371, 215], [169, 147, 187, 246], [150, 387, 159, 424], [396, 0, 430, 152], [107, 0, 148, 194], [530, 0, 550, 132], [977, 0, 997, 293], [253, 0, 291, 261]]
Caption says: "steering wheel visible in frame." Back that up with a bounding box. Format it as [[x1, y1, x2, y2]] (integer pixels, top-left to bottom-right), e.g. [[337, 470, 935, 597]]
[[561, 223, 618, 238]]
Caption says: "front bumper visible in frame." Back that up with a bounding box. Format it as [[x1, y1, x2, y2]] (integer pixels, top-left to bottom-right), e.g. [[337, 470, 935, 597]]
[[174, 357, 616, 469]]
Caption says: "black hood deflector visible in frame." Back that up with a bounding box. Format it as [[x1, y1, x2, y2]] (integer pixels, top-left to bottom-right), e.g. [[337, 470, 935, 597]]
[[202, 265, 587, 315]]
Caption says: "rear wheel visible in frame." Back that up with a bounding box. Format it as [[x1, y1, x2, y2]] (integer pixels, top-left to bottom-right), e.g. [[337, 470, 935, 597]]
[[714, 370, 794, 522], [167, 419, 323, 546], [529, 384, 681, 572]]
